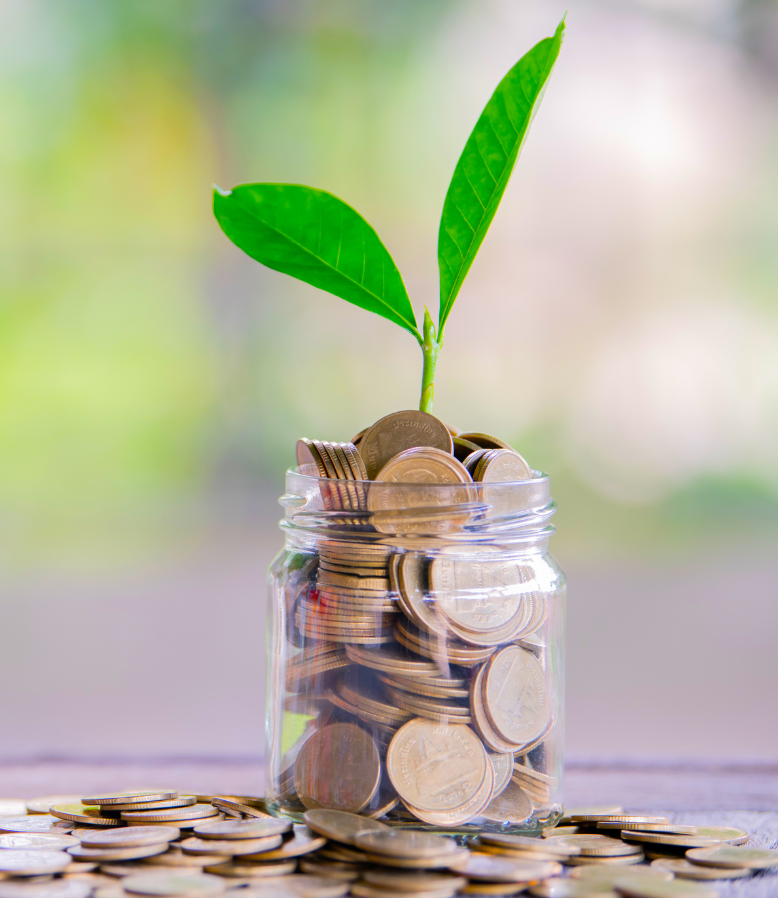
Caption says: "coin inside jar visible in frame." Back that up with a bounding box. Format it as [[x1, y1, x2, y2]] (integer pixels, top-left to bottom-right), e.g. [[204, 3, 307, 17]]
[[359, 411, 454, 480]]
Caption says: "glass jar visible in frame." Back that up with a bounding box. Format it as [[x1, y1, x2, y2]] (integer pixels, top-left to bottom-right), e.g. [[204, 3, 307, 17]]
[[265, 466, 565, 834]]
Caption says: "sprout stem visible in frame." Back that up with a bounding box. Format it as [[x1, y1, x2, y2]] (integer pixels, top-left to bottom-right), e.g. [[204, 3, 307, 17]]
[[419, 307, 441, 414]]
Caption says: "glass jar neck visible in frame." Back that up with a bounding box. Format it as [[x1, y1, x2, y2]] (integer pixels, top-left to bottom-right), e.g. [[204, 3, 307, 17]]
[[279, 467, 556, 554]]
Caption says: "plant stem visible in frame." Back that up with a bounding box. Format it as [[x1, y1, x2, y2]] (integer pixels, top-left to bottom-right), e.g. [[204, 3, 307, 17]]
[[419, 307, 441, 414]]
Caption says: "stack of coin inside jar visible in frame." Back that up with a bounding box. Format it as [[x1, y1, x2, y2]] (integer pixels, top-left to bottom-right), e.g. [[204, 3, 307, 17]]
[[271, 409, 562, 831]]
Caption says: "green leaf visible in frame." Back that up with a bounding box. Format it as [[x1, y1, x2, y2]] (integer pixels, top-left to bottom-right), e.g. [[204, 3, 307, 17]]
[[214, 183, 420, 341], [437, 17, 565, 336]]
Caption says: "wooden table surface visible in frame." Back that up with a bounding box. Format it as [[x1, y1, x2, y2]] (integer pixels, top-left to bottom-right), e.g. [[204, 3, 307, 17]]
[[1, 759, 776, 896]]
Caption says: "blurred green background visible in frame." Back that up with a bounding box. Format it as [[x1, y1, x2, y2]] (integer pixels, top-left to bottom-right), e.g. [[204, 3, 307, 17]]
[[2, 0, 777, 761]]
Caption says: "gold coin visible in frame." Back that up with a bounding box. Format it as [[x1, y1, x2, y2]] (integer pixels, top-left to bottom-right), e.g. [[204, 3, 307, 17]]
[[67, 846, 169, 863], [317, 572, 390, 590], [101, 798, 196, 813], [545, 835, 641, 858], [49, 807, 122, 827], [461, 884, 527, 896], [470, 664, 524, 755], [560, 808, 622, 825], [686, 845, 778, 869], [340, 442, 368, 481], [192, 819, 289, 840], [359, 847, 471, 870], [344, 644, 439, 675], [386, 718, 488, 814], [565, 855, 644, 867], [621, 832, 723, 849], [362, 870, 466, 893], [403, 756, 494, 827], [473, 449, 532, 483], [0, 835, 78, 851], [479, 779, 534, 826], [0, 881, 93, 898], [688, 827, 748, 845], [544, 827, 579, 838], [120, 806, 218, 824], [429, 551, 523, 634], [570, 865, 672, 883], [122, 872, 226, 896], [359, 411, 454, 480], [483, 646, 550, 748], [179, 835, 283, 855], [0, 852, 73, 876], [303, 808, 389, 848], [596, 824, 696, 834], [80, 828, 179, 849], [24, 798, 83, 816], [250, 874, 351, 897], [139, 849, 225, 868], [241, 825, 325, 861], [350, 884, 457, 898], [0, 818, 75, 836], [451, 855, 559, 883], [455, 433, 515, 451], [294, 722, 381, 813], [613, 880, 719, 898], [524, 880, 615, 898], [297, 859, 360, 881], [651, 858, 750, 880], [480, 834, 579, 858], [379, 672, 469, 699], [353, 830, 459, 859], [81, 793, 178, 807], [572, 816, 669, 825]]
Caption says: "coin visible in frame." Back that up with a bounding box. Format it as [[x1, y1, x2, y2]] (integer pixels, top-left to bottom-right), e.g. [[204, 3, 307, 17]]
[[49, 807, 122, 827], [429, 553, 523, 634], [596, 824, 696, 834], [99, 798, 196, 813], [67, 845, 169, 863], [479, 780, 533, 825], [0, 801, 28, 817], [613, 881, 719, 898], [686, 845, 778, 869], [354, 830, 459, 859], [202, 859, 297, 877], [359, 411, 454, 480], [82, 793, 178, 807], [344, 644, 439, 675], [0, 851, 73, 876], [488, 754, 515, 798], [351, 884, 458, 898], [140, 849, 226, 868], [620, 832, 723, 850], [122, 873, 226, 897], [386, 718, 488, 813], [570, 866, 673, 884], [572, 816, 669, 825], [451, 856, 560, 883], [80, 828, 179, 849], [242, 825, 325, 860], [482, 646, 550, 748], [650, 858, 750, 880], [525, 880, 616, 898], [560, 808, 623, 825], [24, 799, 84, 816], [566, 856, 644, 867], [302, 809, 389, 845], [687, 827, 748, 845], [362, 870, 467, 893], [545, 836, 641, 858], [180, 834, 284, 855], [0, 882, 92, 898], [192, 819, 290, 840], [298, 859, 360, 880], [251, 875, 350, 897], [0, 835, 78, 851], [294, 723, 381, 812], [480, 834, 580, 859], [473, 449, 532, 483], [0, 818, 74, 835], [470, 664, 524, 755]]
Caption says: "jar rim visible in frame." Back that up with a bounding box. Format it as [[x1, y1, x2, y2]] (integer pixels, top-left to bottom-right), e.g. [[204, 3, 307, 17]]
[[289, 464, 550, 488]]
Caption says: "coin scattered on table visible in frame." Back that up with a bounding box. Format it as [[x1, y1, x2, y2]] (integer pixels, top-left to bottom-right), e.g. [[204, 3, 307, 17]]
[[685, 845, 778, 870]]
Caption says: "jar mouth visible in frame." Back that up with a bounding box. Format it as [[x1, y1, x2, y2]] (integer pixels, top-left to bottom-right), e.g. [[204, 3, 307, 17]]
[[280, 467, 556, 544]]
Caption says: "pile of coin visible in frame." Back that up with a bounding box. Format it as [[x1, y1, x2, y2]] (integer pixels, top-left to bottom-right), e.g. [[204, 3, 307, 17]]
[[278, 410, 560, 828], [1, 801, 775, 898]]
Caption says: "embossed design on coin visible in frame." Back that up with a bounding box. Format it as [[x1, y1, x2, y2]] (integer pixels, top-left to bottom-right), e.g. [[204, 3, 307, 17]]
[[483, 646, 550, 747], [386, 718, 487, 813], [359, 411, 453, 480]]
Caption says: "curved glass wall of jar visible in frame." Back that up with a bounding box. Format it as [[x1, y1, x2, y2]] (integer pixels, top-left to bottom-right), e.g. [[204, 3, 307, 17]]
[[266, 467, 566, 834]]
